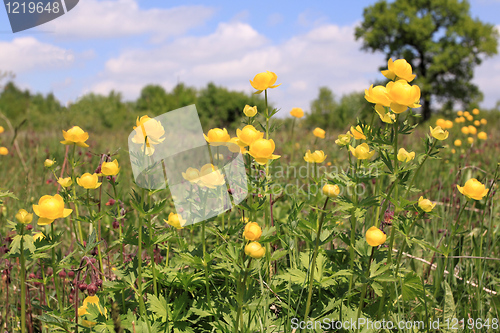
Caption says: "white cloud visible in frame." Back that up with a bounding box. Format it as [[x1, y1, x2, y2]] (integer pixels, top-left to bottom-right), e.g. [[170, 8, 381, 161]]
[[42, 0, 214, 41], [0, 37, 74, 73], [473, 25, 500, 109], [88, 21, 385, 116]]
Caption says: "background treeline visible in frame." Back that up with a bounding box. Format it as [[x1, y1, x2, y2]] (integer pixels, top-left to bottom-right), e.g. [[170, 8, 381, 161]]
[[1, 80, 499, 134]]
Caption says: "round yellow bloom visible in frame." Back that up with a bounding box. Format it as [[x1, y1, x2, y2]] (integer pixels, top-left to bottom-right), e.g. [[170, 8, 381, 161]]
[[44, 159, 55, 168], [365, 226, 386, 247], [77, 173, 101, 189], [60, 126, 89, 148], [478, 132, 487, 140], [429, 126, 449, 140], [397, 148, 415, 162], [204, 128, 231, 146], [436, 118, 446, 128], [375, 104, 395, 123], [481, 118, 487, 125], [451, 149, 456, 154], [463, 111, 471, 117], [101, 160, 120, 176], [364, 85, 391, 107], [468, 126, 477, 135], [457, 111, 463, 116], [467, 137, 474, 144], [466, 115, 473, 122], [57, 177, 73, 188], [247, 138, 280, 165], [322, 184, 340, 198], [349, 143, 375, 160], [454, 139, 462, 147], [386, 80, 421, 113], [182, 167, 200, 183], [165, 212, 186, 229], [16, 209, 33, 224], [131, 116, 165, 155], [198, 164, 225, 188], [228, 137, 246, 153], [243, 105, 258, 117], [290, 107, 304, 118], [0, 147, 8, 155], [33, 232, 45, 242], [418, 196, 436, 212], [78, 295, 107, 321], [236, 125, 264, 147], [243, 222, 262, 241], [304, 150, 327, 163], [313, 127, 325, 139], [32, 194, 72, 225], [457, 178, 488, 200], [335, 132, 352, 146], [461, 126, 470, 135], [381, 58, 416, 82], [245, 241, 266, 259], [472, 108, 480, 115], [249, 71, 281, 93], [0, 126, 4, 133], [474, 120, 480, 126], [444, 120, 453, 129], [350, 125, 367, 140]]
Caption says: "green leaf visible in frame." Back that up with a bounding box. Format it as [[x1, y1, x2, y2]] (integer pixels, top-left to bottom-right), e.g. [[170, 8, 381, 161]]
[[147, 293, 168, 321], [23, 235, 35, 253], [9, 235, 22, 254], [402, 271, 424, 301]]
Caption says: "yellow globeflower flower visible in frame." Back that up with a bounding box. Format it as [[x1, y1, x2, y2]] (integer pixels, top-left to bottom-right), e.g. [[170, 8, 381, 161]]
[[429, 126, 449, 140], [204, 128, 231, 146], [198, 164, 225, 188], [472, 108, 480, 115], [101, 160, 120, 176], [247, 138, 280, 165], [349, 143, 375, 160], [131, 115, 166, 155], [182, 167, 200, 183], [364, 85, 391, 107], [77, 173, 101, 189], [249, 71, 281, 93], [57, 177, 73, 188], [243, 222, 262, 241], [335, 132, 352, 146], [474, 120, 480, 127], [228, 137, 246, 154], [461, 126, 470, 135], [418, 196, 436, 212], [78, 295, 107, 320], [481, 118, 487, 125], [164, 212, 186, 230], [436, 118, 446, 128], [44, 159, 55, 168], [478, 132, 487, 140], [381, 58, 416, 82], [365, 226, 386, 247], [386, 80, 421, 113], [444, 120, 453, 129], [60, 126, 89, 148], [457, 178, 488, 200], [467, 137, 474, 144], [322, 184, 340, 198], [350, 125, 367, 140], [0, 126, 4, 133], [304, 150, 327, 163], [15, 209, 33, 224], [243, 105, 258, 117], [0, 147, 9, 155], [244, 241, 266, 259], [32, 194, 72, 225], [236, 125, 264, 147], [466, 115, 473, 122], [463, 111, 470, 117], [290, 107, 304, 118], [313, 127, 325, 139], [397, 148, 415, 162], [451, 148, 456, 154], [33, 232, 45, 242], [454, 139, 462, 147], [457, 110, 463, 116], [375, 105, 395, 123], [468, 126, 477, 135]]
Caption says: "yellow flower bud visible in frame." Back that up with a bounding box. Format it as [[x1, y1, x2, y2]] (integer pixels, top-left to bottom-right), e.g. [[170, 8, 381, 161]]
[[451, 149, 456, 154], [468, 126, 477, 135], [461, 126, 469, 135], [474, 120, 480, 126], [244, 241, 266, 259], [32, 194, 72, 225], [44, 159, 55, 168], [480, 118, 487, 125], [0, 126, 4, 133], [467, 137, 474, 144], [350, 125, 367, 140], [243, 222, 262, 241], [77, 173, 101, 189], [335, 132, 352, 146], [204, 128, 231, 146], [101, 159, 120, 176], [444, 120, 453, 129], [478, 132, 487, 140], [429, 126, 449, 140], [454, 139, 462, 147], [397, 148, 415, 162], [322, 184, 340, 198], [436, 118, 446, 128], [463, 111, 470, 117], [15, 209, 33, 224], [249, 71, 281, 93], [57, 177, 73, 188], [290, 107, 304, 118], [236, 125, 264, 147], [164, 212, 186, 229], [365, 226, 386, 247], [247, 139, 280, 165], [466, 115, 473, 122], [381, 58, 416, 82], [313, 127, 325, 139], [60, 126, 89, 148], [457, 178, 488, 200], [349, 143, 375, 160], [418, 196, 436, 212], [243, 105, 258, 117], [472, 108, 480, 115], [457, 110, 463, 116], [0, 147, 9, 155], [304, 150, 327, 163]]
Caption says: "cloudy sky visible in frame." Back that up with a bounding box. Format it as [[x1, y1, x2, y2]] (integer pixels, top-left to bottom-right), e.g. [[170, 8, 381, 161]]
[[1, 0, 499, 116]]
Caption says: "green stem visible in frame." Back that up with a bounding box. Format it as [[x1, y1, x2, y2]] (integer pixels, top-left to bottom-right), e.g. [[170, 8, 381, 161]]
[[347, 161, 359, 304], [303, 197, 329, 321], [356, 247, 375, 328], [20, 226, 26, 333], [235, 258, 253, 333], [146, 193, 158, 298], [395, 213, 422, 276], [137, 189, 151, 333], [71, 144, 84, 243], [202, 220, 211, 307], [404, 140, 438, 199], [51, 224, 62, 312]]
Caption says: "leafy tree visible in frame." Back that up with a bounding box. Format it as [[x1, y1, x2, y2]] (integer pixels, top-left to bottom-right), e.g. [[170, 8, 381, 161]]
[[355, 0, 498, 120]]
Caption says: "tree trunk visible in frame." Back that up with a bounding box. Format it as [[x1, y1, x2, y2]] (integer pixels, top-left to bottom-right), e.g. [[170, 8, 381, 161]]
[[421, 91, 431, 122]]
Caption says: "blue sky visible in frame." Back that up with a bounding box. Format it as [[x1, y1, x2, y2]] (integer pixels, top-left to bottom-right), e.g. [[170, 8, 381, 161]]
[[0, 0, 499, 116]]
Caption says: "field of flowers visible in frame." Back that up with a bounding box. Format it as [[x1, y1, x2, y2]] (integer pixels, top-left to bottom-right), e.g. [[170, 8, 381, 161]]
[[0, 59, 499, 332]]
